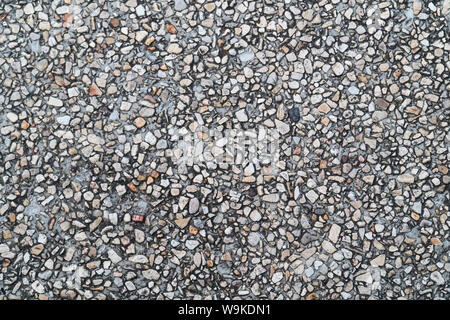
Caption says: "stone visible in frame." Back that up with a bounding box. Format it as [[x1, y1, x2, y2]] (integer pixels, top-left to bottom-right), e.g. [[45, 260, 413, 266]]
[[168, 43, 182, 54], [129, 255, 148, 264], [24, 3, 35, 15], [204, 3, 215, 12], [288, 107, 300, 122], [397, 174, 414, 184], [322, 240, 336, 254], [108, 249, 122, 264], [413, 1, 422, 15], [189, 198, 199, 214], [317, 103, 331, 114], [372, 111, 388, 121], [248, 232, 260, 246], [275, 119, 290, 135], [430, 271, 445, 285], [174, 0, 187, 11], [175, 217, 190, 229], [236, 109, 248, 122], [36, 59, 48, 72], [89, 84, 102, 96], [31, 244, 44, 255], [144, 131, 157, 145], [332, 62, 344, 76], [370, 254, 386, 267], [166, 24, 177, 34], [134, 117, 146, 128], [56, 115, 71, 125], [6, 112, 18, 123], [186, 240, 199, 250], [142, 269, 160, 280], [110, 18, 120, 28], [48, 97, 63, 107], [262, 194, 279, 203], [306, 190, 319, 203], [329, 224, 341, 243]]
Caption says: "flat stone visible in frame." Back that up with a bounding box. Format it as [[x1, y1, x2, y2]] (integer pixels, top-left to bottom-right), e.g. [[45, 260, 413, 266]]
[[397, 174, 414, 184], [372, 111, 388, 121], [329, 224, 341, 243], [174, 0, 187, 11], [142, 269, 160, 280], [204, 3, 215, 12], [87, 134, 105, 145], [306, 190, 319, 203], [248, 232, 260, 246], [186, 240, 199, 250], [144, 131, 157, 145], [56, 115, 71, 125], [189, 198, 199, 214], [48, 97, 63, 107], [31, 244, 44, 255], [236, 109, 248, 122], [36, 59, 48, 72], [430, 271, 445, 285], [108, 249, 122, 263], [322, 240, 336, 254], [275, 119, 290, 135], [318, 103, 331, 114], [129, 255, 148, 264], [262, 194, 279, 203], [370, 254, 386, 267], [89, 84, 102, 96]]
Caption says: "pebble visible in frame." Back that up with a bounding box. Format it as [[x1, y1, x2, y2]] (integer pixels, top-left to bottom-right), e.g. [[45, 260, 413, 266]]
[[332, 62, 344, 76], [48, 97, 63, 107], [56, 115, 71, 125], [174, 0, 187, 11], [328, 224, 341, 243], [305, 190, 319, 203], [397, 174, 415, 184], [262, 194, 279, 203], [288, 107, 300, 122], [189, 198, 199, 214], [236, 109, 248, 122], [134, 117, 146, 128], [6, 112, 18, 123]]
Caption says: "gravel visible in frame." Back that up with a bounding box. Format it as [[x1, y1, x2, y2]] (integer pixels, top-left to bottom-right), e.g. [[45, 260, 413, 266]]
[[0, 0, 449, 301]]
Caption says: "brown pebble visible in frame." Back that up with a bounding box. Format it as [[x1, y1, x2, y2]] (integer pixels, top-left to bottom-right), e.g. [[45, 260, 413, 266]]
[[166, 24, 177, 34], [151, 170, 159, 179], [21, 120, 30, 130], [89, 84, 102, 96], [175, 218, 190, 229], [134, 117, 146, 128], [189, 225, 198, 235], [110, 18, 120, 28], [31, 244, 44, 255], [127, 183, 138, 193]]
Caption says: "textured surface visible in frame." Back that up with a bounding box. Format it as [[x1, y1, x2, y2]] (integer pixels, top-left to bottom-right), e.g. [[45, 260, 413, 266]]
[[0, 0, 449, 300]]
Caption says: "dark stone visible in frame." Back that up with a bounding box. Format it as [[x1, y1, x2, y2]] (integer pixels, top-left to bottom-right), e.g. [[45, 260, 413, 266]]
[[288, 107, 300, 122], [248, 187, 257, 197]]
